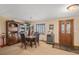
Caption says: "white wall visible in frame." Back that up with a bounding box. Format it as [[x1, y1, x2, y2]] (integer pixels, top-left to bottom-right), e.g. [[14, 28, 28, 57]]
[[0, 16, 25, 35], [0, 16, 7, 34], [0, 16, 79, 46], [31, 19, 59, 43], [31, 19, 54, 41], [74, 17, 79, 46], [31, 17, 79, 46]]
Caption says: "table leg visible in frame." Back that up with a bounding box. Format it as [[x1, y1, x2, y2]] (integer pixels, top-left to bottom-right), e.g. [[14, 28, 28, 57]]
[[52, 43, 55, 48], [30, 40, 33, 48], [34, 39, 37, 48]]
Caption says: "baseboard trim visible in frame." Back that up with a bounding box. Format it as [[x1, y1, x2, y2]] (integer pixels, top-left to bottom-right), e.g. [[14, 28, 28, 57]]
[[40, 40, 46, 42], [74, 46, 79, 49]]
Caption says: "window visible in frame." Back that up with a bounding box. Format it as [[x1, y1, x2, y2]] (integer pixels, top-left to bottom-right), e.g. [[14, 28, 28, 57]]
[[66, 21, 70, 33], [61, 22, 65, 33], [36, 24, 45, 34]]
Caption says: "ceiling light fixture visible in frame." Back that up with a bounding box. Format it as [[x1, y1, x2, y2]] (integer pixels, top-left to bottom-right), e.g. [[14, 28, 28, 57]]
[[67, 4, 79, 12]]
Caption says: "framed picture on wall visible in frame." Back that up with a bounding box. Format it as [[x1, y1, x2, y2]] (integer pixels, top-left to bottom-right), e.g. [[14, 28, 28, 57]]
[[49, 24, 54, 30]]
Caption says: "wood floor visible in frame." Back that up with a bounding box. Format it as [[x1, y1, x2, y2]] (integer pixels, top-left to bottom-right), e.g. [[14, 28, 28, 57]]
[[0, 41, 78, 55]]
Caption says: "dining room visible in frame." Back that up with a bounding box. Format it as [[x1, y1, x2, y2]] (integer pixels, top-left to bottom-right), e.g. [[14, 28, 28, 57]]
[[0, 4, 79, 55]]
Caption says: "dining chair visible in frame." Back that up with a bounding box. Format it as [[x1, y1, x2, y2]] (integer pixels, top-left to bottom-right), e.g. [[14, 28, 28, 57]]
[[34, 32, 40, 45], [20, 33, 27, 49]]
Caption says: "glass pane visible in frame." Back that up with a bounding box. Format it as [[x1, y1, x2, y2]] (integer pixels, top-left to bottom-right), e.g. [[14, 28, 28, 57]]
[[66, 22, 70, 33], [61, 22, 65, 33]]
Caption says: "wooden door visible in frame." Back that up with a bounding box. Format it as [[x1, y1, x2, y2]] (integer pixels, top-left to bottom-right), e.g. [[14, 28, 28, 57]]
[[59, 19, 74, 48]]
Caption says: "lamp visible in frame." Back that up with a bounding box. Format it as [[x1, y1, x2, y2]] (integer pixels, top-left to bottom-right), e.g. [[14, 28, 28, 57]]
[[67, 4, 79, 12]]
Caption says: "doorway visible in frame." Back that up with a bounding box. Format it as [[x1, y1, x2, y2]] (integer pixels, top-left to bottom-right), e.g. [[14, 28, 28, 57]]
[[59, 19, 74, 48]]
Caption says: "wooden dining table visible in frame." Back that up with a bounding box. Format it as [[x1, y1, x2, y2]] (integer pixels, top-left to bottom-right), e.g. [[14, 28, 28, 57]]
[[26, 36, 37, 48]]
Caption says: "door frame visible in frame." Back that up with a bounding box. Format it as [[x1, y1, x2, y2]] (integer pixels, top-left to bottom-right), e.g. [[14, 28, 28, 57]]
[[59, 19, 74, 48]]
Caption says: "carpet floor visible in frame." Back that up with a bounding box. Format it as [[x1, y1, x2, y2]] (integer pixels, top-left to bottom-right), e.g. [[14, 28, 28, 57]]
[[0, 41, 78, 55]]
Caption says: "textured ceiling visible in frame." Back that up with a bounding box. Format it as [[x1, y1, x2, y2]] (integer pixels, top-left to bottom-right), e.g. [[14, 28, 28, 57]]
[[0, 4, 79, 21]]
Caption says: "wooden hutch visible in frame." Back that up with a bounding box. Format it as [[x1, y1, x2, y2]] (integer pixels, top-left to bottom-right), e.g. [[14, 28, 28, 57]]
[[6, 20, 32, 45], [6, 20, 19, 45]]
